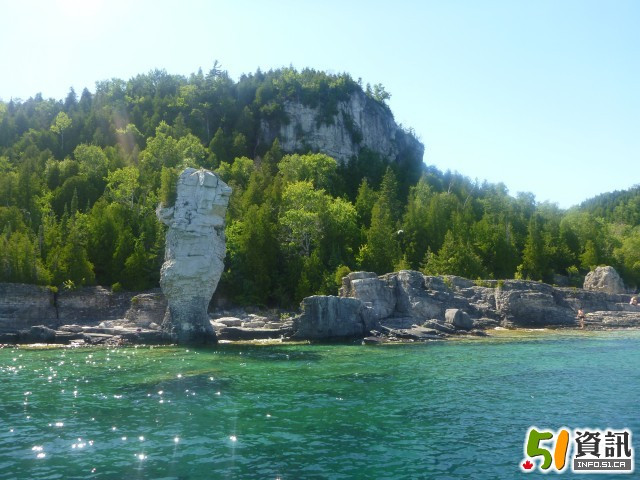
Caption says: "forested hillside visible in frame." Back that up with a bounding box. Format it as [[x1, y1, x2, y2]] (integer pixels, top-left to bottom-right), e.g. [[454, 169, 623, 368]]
[[0, 65, 638, 306]]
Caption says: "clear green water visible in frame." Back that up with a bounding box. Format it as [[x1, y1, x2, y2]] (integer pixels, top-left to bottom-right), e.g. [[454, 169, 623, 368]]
[[1, 330, 639, 479]]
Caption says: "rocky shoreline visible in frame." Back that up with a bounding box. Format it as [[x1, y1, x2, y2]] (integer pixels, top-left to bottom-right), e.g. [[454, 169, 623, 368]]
[[1, 267, 639, 346]]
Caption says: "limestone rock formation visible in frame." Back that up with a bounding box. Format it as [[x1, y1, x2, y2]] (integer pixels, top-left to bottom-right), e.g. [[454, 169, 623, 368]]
[[340, 271, 395, 326], [292, 296, 366, 339], [494, 280, 575, 326], [123, 293, 167, 329], [293, 269, 640, 340], [259, 90, 424, 167], [583, 266, 626, 294], [0, 283, 58, 332], [156, 168, 231, 344]]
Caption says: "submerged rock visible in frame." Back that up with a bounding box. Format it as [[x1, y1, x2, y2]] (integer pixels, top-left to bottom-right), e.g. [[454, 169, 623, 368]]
[[156, 168, 231, 344]]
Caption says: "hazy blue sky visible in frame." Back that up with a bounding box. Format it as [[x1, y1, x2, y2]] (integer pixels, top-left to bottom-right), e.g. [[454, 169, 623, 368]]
[[1, 0, 638, 207]]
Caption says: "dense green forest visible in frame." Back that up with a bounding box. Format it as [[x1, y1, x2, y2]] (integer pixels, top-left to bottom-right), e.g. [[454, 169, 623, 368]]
[[0, 65, 639, 306]]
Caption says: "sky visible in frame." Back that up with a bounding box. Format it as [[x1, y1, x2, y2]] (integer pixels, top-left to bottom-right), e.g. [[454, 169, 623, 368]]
[[1, 0, 638, 208]]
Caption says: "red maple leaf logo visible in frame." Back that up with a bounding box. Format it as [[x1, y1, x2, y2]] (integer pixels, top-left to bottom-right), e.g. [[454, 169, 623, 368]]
[[522, 459, 534, 470]]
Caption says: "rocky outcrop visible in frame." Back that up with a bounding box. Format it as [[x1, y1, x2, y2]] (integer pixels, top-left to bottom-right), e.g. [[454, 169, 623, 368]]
[[0, 283, 57, 331], [123, 293, 167, 329], [292, 270, 640, 340], [57, 287, 135, 325], [583, 266, 626, 294], [292, 295, 366, 340], [494, 280, 575, 326], [259, 90, 424, 167], [156, 168, 231, 344], [0, 283, 137, 333], [340, 271, 395, 327]]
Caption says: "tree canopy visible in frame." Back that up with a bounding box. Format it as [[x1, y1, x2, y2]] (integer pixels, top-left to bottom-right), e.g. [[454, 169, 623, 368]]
[[1, 64, 639, 305]]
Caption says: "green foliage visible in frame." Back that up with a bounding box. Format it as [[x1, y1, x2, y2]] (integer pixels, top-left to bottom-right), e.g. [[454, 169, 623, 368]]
[[106, 167, 139, 208], [334, 265, 351, 288], [278, 153, 337, 191], [355, 178, 378, 228], [224, 203, 278, 305], [50, 111, 72, 152], [1, 64, 640, 304], [422, 231, 486, 279], [358, 194, 399, 275], [159, 167, 178, 207], [216, 156, 255, 191], [279, 181, 326, 257], [365, 83, 391, 105]]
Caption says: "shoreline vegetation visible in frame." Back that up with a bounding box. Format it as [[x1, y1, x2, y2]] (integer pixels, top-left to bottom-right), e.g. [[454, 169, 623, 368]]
[[0, 65, 639, 316]]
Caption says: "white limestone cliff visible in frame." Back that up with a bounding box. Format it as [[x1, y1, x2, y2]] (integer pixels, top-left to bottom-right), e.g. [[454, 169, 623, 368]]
[[156, 168, 231, 344], [259, 90, 424, 166]]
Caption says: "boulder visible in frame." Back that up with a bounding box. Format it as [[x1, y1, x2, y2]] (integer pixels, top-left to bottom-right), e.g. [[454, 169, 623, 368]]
[[18, 325, 57, 343], [124, 293, 167, 328], [340, 272, 395, 323], [445, 309, 474, 330], [583, 266, 626, 294], [292, 296, 365, 339], [156, 168, 231, 344]]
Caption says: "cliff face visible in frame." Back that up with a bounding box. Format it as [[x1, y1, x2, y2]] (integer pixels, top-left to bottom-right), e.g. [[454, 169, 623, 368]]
[[0, 284, 57, 331], [259, 90, 424, 166], [0, 283, 142, 332]]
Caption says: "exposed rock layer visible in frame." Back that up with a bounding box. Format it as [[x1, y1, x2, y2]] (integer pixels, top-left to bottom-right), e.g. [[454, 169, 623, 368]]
[[156, 168, 231, 344], [2, 268, 639, 344], [292, 270, 640, 340], [259, 91, 424, 167]]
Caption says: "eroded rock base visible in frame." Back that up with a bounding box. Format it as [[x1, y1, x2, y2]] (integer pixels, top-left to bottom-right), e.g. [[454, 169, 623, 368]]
[[163, 298, 217, 345]]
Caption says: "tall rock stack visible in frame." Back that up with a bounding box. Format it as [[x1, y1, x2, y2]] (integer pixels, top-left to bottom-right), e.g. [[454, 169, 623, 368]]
[[156, 168, 231, 344]]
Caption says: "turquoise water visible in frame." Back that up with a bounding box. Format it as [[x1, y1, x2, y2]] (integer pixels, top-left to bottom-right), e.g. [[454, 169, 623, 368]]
[[1, 330, 639, 479]]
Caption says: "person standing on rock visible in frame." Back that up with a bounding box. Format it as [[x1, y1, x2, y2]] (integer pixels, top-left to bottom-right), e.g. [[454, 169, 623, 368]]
[[576, 308, 585, 329]]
